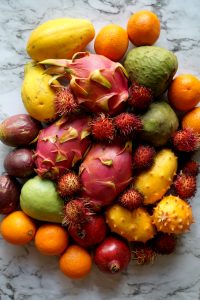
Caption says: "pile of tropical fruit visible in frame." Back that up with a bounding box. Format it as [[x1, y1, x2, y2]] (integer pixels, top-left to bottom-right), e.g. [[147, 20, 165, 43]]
[[0, 10, 200, 279]]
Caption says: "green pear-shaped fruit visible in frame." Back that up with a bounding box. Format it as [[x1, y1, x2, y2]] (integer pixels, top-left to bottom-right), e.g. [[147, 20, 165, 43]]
[[20, 176, 64, 223]]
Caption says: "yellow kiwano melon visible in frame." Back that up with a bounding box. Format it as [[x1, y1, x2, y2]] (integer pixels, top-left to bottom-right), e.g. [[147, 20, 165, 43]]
[[26, 18, 95, 61], [133, 149, 177, 205], [21, 62, 59, 122]]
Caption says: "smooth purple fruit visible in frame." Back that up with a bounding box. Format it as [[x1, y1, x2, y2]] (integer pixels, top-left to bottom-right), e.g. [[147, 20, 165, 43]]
[[0, 175, 21, 214]]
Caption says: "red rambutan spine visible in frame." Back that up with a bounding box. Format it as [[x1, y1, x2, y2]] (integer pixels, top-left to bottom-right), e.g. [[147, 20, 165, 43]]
[[172, 129, 200, 152], [182, 160, 199, 177], [114, 112, 143, 138], [132, 145, 156, 170], [54, 86, 79, 116], [152, 233, 176, 255], [57, 171, 81, 198], [173, 173, 197, 199], [133, 244, 156, 265], [118, 188, 144, 210], [90, 113, 115, 142], [128, 81, 153, 110]]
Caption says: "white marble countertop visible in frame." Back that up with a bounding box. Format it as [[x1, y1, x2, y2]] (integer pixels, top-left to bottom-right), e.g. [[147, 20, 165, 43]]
[[0, 0, 200, 299]]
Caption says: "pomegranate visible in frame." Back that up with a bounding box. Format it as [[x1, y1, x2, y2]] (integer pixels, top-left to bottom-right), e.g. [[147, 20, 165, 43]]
[[68, 215, 107, 248], [94, 236, 131, 274]]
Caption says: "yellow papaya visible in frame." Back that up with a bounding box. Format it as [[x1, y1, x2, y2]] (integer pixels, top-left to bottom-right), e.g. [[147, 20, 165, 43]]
[[26, 18, 95, 61], [21, 62, 59, 122], [133, 149, 177, 205]]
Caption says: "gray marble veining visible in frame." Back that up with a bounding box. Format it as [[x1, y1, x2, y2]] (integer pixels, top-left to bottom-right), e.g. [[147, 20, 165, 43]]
[[0, 0, 200, 299]]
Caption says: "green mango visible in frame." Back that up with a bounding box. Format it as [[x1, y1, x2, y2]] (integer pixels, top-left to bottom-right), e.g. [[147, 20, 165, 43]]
[[124, 46, 178, 97], [20, 176, 64, 223], [141, 101, 179, 146]]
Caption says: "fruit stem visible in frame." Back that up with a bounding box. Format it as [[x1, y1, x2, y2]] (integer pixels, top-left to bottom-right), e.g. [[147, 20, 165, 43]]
[[109, 260, 120, 273]]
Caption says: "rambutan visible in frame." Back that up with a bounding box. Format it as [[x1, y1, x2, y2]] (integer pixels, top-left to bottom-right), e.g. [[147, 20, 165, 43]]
[[174, 173, 197, 199], [62, 198, 92, 228], [132, 145, 156, 170], [114, 113, 143, 138], [118, 188, 144, 210], [128, 81, 153, 110], [133, 244, 156, 265], [152, 233, 176, 255], [172, 129, 200, 152], [54, 86, 79, 116], [182, 160, 199, 177], [57, 171, 81, 198], [90, 113, 115, 142]]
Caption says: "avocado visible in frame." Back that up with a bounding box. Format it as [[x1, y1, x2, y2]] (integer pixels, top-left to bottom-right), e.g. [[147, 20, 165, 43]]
[[124, 46, 178, 97], [20, 176, 64, 223], [141, 101, 179, 146]]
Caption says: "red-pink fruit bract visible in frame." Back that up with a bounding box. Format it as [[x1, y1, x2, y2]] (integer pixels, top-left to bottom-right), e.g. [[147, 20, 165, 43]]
[[68, 215, 107, 248], [34, 115, 91, 179], [79, 142, 132, 207], [40, 52, 129, 115], [94, 236, 131, 274]]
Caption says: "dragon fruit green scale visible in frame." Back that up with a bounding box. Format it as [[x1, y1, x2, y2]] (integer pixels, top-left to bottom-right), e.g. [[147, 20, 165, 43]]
[[34, 115, 91, 179], [40, 52, 129, 115], [79, 142, 133, 208]]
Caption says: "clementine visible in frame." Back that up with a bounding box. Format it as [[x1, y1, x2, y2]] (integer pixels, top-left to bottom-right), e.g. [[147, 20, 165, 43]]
[[127, 10, 160, 46], [94, 24, 129, 61], [182, 107, 200, 134]]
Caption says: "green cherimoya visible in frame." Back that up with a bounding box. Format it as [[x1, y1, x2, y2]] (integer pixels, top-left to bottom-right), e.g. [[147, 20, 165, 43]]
[[124, 46, 178, 97], [141, 101, 179, 146]]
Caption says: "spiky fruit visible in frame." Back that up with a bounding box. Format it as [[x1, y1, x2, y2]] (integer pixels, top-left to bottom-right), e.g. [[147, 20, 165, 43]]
[[152, 233, 176, 255], [79, 142, 132, 207], [54, 86, 79, 116], [172, 129, 200, 152], [132, 145, 156, 170], [34, 115, 91, 179], [133, 149, 177, 205], [133, 245, 156, 264], [114, 113, 142, 138], [118, 188, 144, 210], [63, 199, 92, 228], [106, 204, 155, 243], [90, 113, 115, 142], [153, 195, 193, 234], [57, 172, 81, 198], [68, 215, 107, 248], [182, 160, 199, 177], [40, 52, 129, 115], [174, 174, 196, 199], [128, 81, 153, 110]]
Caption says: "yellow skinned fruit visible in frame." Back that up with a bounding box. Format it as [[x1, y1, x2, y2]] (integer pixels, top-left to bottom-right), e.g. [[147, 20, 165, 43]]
[[153, 195, 194, 234], [105, 204, 155, 243], [26, 18, 95, 61], [133, 149, 177, 205], [21, 62, 60, 122]]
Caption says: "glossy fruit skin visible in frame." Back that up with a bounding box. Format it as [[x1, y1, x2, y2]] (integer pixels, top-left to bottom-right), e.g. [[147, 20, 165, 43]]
[[21, 62, 60, 122], [182, 107, 200, 134], [79, 142, 132, 208], [94, 24, 129, 61], [127, 10, 160, 46], [94, 236, 131, 274], [4, 148, 35, 178], [26, 18, 95, 61], [0, 211, 36, 245], [0, 114, 40, 147], [59, 245, 92, 279], [68, 215, 107, 248], [0, 175, 21, 214], [168, 74, 200, 111], [35, 224, 69, 256]]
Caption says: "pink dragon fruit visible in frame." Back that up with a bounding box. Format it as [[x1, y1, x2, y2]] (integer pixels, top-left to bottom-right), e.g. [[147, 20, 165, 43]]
[[79, 142, 133, 208], [40, 52, 129, 115], [34, 115, 91, 179]]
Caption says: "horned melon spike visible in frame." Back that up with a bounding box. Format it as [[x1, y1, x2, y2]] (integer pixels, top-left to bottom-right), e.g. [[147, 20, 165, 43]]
[[152, 195, 194, 234], [105, 204, 155, 243], [133, 149, 177, 205]]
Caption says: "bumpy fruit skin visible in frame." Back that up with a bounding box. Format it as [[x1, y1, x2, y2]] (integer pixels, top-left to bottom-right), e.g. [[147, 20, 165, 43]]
[[27, 18, 95, 61], [153, 195, 193, 234], [133, 149, 177, 205], [79, 142, 132, 207], [124, 46, 178, 97], [34, 115, 91, 179], [21, 62, 60, 122], [40, 52, 128, 115], [106, 204, 155, 243], [141, 102, 179, 146]]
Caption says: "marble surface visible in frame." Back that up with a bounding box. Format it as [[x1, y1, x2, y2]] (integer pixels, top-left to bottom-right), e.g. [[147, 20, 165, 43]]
[[0, 0, 200, 299]]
